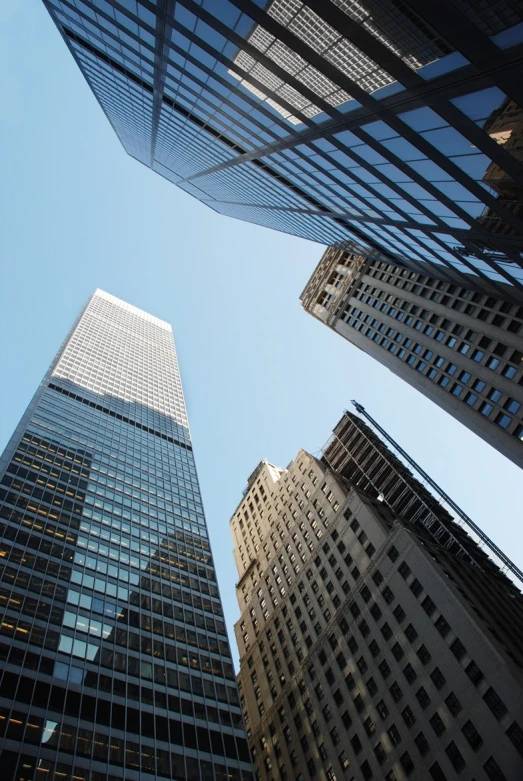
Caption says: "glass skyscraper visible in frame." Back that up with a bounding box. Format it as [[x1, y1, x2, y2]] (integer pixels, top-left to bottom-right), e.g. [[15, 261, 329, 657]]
[[0, 290, 252, 780], [43, 0, 523, 299]]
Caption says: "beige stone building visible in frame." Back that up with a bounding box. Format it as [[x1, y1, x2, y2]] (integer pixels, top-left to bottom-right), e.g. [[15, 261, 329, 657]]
[[231, 412, 523, 781], [301, 245, 523, 468]]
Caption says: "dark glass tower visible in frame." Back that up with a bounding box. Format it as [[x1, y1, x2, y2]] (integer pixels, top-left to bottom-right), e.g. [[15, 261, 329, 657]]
[[43, 0, 523, 299], [301, 245, 523, 468], [0, 290, 252, 780]]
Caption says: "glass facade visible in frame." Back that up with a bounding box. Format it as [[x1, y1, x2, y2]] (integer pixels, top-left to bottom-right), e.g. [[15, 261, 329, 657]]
[[43, 0, 523, 299], [0, 290, 252, 780]]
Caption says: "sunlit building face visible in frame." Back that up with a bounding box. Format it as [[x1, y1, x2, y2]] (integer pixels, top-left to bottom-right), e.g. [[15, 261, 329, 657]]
[[44, 0, 523, 299], [0, 290, 252, 780]]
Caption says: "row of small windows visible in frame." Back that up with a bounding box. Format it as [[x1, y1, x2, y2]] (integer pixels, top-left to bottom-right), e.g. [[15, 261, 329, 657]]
[[249, 525, 522, 781]]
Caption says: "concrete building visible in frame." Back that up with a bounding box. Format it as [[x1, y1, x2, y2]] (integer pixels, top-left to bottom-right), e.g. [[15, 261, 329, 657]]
[[301, 244, 523, 468], [231, 411, 523, 781], [0, 290, 251, 780]]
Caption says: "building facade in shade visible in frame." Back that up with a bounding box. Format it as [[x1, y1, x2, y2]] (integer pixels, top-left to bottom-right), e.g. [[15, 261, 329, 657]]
[[0, 290, 252, 781], [301, 244, 523, 468], [42, 0, 523, 300], [231, 411, 523, 781]]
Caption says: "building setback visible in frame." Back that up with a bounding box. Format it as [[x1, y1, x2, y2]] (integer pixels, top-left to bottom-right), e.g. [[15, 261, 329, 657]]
[[301, 244, 523, 468], [0, 290, 252, 780], [231, 411, 523, 781], [42, 0, 523, 300]]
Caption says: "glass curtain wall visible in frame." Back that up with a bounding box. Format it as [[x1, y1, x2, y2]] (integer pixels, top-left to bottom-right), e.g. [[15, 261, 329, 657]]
[[0, 290, 252, 781]]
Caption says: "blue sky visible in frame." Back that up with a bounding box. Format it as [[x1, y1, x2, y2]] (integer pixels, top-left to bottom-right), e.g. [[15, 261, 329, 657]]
[[1, 1, 522, 666]]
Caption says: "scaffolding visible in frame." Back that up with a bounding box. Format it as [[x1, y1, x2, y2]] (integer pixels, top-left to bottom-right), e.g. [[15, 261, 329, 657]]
[[322, 402, 523, 588]]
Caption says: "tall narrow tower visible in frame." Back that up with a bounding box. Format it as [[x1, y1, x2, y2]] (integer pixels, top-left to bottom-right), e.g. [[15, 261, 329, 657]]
[[0, 290, 252, 780]]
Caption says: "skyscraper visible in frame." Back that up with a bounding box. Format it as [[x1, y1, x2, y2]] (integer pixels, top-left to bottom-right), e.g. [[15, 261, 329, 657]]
[[43, 0, 523, 299], [231, 409, 523, 781], [301, 244, 523, 468], [0, 290, 252, 780]]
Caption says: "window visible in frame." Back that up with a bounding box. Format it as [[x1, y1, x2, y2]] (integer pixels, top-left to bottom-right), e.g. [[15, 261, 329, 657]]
[[403, 663, 417, 684], [410, 578, 423, 597], [416, 686, 431, 710], [381, 623, 392, 640], [368, 639, 380, 657], [402, 705, 416, 728], [430, 667, 446, 690], [391, 642, 404, 661], [339, 751, 350, 770], [495, 412, 511, 428], [374, 741, 386, 765], [347, 636, 358, 654], [430, 712, 446, 737], [434, 615, 450, 637], [351, 734, 362, 754], [367, 677, 378, 696], [414, 731, 430, 756], [330, 726, 340, 745], [387, 724, 401, 747], [417, 644, 432, 665], [483, 688, 507, 720], [421, 596, 436, 616], [361, 760, 373, 781], [506, 721, 523, 757], [341, 710, 352, 729], [445, 741, 466, 772], [479, 401, 494, 417], [382, 586, 394, 604], [377, 699, 389, 720], [379, 660, 391, 679], [364, 717, 375, 736], [393, 605, 406, 623], [462, 720, 483, 751], [450, 638, 466, 661], [429, 763, 446, 781], [387, 546, 399, 562], [404, 624, 418, 642], [445, 691, 462, 717], [360, 585, 372, 603], [484, 757, 508, 781], [398, 562, 411, 580], [390, 681, 403, 703], [505, 398, 521, 414], [465, 660, 484, 686], [400, 751, 415, 776]]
